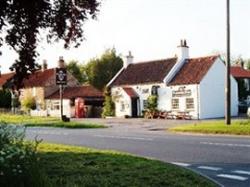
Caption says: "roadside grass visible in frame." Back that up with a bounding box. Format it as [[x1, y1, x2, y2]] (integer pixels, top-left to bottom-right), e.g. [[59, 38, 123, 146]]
[[0, 113, 105, 129], [170, 120, 250, 135], [38, 143, 217, 187]]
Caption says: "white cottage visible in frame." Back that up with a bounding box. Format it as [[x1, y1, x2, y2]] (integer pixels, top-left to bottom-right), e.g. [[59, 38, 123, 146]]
[[108, 40, 238, 119]]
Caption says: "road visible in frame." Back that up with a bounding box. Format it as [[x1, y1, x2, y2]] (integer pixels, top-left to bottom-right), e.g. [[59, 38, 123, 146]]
[[25, 120, 250, 187]]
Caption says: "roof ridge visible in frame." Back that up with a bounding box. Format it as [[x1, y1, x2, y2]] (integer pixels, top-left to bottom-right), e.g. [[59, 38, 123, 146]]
[[188, 55, 219, 60], [131, 57, 177, 65]]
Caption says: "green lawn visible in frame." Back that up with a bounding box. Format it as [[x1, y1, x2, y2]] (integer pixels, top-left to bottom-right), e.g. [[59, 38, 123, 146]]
[[0, 114, 105, 129], [38, 143, 217, 187], [170, 120, 250, 135]]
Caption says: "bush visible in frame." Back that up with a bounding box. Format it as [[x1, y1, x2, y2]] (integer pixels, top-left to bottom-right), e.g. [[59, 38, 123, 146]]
[[102, 88, 115, 117], [146, 95, 158, 112], [21, 96, 36, 112], [0, 90, 11, 108], [0, 123, 49, 187]]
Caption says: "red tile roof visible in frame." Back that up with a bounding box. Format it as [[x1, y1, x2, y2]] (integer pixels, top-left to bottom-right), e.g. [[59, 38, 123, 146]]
[[169, 56, 218, 85], [23, 68, 55, 87], [46, 85, 104, 99], [123, 87, 138, 98], [230, 66, 250, 78], [0, 72, 15, 87], [111, 58, 177, 86]]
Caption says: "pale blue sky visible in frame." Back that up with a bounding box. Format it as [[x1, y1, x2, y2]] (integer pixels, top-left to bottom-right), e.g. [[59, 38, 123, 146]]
[[0, 0, 250, 73]]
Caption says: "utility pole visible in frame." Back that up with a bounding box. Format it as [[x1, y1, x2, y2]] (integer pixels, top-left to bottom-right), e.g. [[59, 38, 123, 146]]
[[59, 84, 63, 120], [225, 0, 231, 125]]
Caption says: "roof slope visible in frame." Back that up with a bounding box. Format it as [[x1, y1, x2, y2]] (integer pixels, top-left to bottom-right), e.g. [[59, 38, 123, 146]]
[[169, 56, 218, 85], [0, 72, 15, 87], [123, 87, 138, 98], [46, 85, 103, 100], [23, 68, 55, 87], [111, 58, 177, 86], [230, 66, 250, 78]]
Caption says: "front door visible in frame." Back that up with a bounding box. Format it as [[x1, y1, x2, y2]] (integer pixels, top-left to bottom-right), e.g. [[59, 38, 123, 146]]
[[131, 98, 138, 117]]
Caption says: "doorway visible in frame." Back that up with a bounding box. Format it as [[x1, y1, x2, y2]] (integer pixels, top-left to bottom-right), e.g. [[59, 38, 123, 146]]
[[131, 98, 138, 117]]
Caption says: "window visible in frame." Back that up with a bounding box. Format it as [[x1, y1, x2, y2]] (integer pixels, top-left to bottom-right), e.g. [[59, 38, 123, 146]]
[[186, 98, 194, 110], [142, 89, 149, 94], [151, 85, 159, 95], [143, 100, 148, 109], [120, 101, 125, 112], [172, 99, 179, 110], [52, 101, 60, 110]]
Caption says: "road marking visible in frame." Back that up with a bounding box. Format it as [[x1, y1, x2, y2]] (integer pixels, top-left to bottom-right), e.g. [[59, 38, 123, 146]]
[[232, 170, 250, 176], [94, 135, 153, 141], [171, 162, 191, 167], [28, 130, 68, 135], [198, 166, 222, 171], [200, 141, 250, 148], [217, 174, 248, 181]]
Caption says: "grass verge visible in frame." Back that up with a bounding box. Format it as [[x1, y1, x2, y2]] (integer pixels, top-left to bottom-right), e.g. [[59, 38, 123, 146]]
[[170, 120, 250, 135], [0, 114, 105, 129], [38, 143, 217, 187]]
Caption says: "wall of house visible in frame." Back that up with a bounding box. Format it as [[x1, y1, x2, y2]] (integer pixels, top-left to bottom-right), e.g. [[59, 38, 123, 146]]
[[112, 87, 132, 117], [167, 84, 199, 118], [199, 59, 238, 119], [46, 99, 71, 118]]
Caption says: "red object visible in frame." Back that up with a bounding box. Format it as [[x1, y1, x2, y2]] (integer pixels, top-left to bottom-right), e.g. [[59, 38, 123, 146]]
[[75, 98, 85, 118], [123, 87, 138, 98], [230, 66, 250, 79]]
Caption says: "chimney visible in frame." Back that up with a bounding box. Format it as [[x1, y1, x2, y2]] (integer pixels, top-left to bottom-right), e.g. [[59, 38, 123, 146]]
[[42, 60, 48, 71], [177, 39, 189, 61], [124, 51, 133, 68], [58, 56, 65, 68]]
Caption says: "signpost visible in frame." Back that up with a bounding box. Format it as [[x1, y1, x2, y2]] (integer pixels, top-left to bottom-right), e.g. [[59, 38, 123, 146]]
[[56, 67, 67, 120]]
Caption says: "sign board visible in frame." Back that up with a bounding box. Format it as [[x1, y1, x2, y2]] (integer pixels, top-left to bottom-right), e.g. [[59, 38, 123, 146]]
[[56, 68, 67, 85], [172, 87, 191, 97]]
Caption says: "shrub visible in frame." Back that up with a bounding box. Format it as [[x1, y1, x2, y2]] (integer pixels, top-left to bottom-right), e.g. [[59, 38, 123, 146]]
[[0, 123, 49, 187], [0, 90, 11, 108], [145, 95, 158, 112], [102, 88, 115, 117], [21, 96, 36, 112]]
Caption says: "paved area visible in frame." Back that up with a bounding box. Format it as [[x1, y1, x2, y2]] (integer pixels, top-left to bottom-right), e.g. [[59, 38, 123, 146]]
[[26, 118, 250, 187]]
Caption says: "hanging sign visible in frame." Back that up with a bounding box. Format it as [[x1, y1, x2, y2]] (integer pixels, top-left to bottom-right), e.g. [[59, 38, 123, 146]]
[[56, 68, 67, 85]]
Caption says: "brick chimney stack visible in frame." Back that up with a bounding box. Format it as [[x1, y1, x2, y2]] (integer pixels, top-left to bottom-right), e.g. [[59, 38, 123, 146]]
[[42, 60, 48, 71], [58, 56, 65, 68]]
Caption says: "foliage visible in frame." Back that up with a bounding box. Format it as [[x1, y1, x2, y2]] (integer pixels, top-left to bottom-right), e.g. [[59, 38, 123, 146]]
[[66, 60, 87, 83], [0, 123, 48, 186], [85, 48, 123, 90], [0, 114, 105, 129], [0, 0, 100, 89], [21, 96, 36, 112], [102, 88, 115, 117], [0, 89, 11, 108], [37, 143, 216, 187], [171, 120, 250, 135], [145, 95, 158, 112]]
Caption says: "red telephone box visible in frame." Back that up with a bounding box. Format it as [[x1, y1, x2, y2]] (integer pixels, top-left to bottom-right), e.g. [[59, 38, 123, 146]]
[[75, 98, 85, 118]]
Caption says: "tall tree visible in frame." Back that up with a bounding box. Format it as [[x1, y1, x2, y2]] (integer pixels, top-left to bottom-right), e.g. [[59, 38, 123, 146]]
[[85, 48, 123, 90], [66, 60, 87, 83], [0, 0, 100, 89]]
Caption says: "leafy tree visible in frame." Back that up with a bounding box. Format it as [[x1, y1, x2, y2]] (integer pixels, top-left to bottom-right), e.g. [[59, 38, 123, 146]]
[[85, 48, 123, 90], [0, 89, 11, 108], [0, 0, 100, 89], [66, 60, 87, 83], [102, 88, 115, 117]]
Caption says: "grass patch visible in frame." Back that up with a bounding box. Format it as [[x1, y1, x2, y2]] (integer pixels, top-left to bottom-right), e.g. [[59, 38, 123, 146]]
[[170, 120, 250, 135], [0, 114, 105, 129], [38, 143, 217, 187]]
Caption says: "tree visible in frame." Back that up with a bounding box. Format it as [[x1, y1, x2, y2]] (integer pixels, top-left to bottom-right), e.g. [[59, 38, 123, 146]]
[[85, 48, 123, 90], [0, 0, 100, 89], [66, 60, 87, 83]]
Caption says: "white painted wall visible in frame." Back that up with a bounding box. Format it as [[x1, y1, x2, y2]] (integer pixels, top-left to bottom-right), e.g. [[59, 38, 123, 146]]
[[45, 99, 71, 118], [112, 87, 132, 117], [199, 58, 238, 119], [168, 84, 199, 119]]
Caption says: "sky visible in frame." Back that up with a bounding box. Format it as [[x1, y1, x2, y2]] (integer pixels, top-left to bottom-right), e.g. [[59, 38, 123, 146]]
[[0, 0, 250, 73]]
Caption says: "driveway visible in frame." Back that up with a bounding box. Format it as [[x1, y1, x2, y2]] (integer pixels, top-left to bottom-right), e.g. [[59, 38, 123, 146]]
[[26, 118, 250, 187]]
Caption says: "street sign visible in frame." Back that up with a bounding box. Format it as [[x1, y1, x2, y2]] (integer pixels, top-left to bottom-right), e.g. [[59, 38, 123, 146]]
[[56, 68, 67, 85]]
